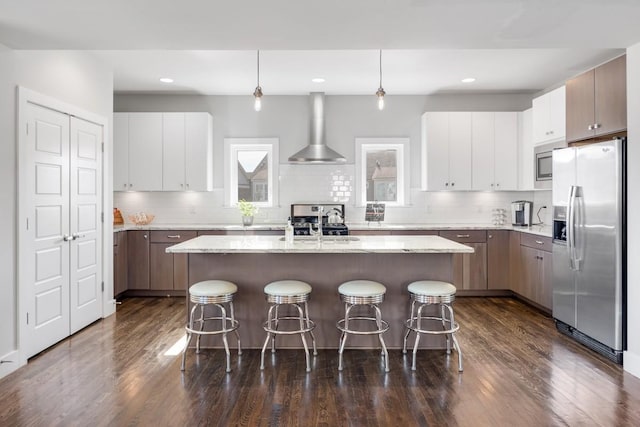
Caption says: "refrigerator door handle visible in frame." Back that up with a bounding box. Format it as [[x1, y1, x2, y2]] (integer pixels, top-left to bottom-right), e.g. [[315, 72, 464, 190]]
[[567, 185, 577, 270]]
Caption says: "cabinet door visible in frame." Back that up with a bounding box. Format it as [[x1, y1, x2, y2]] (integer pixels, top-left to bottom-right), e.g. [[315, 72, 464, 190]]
[[113, 113, 129, 191], [566, 70, 595, 143], [487, 230, 510, 289], [547, 86, 566, 141], [127, 230, 150, 289], [185, 113, 213, 191], [128, 113, 163, 191], [509, 231, 522, 293], [162, 113, 186, 191], [424, 112, 450, 191], [538, 250, 553, 310], [113, 232, 128, 297], [471, 112, 494, 191], [519, 245, 539, 301], [494, 112, 518, 190], [150, 243, 174, 290], [532, 93, 549, 145], [595, 55, 626, 136], [448, 112, 472, 190], [518, 109, 534, 190], [462, 243, 487, 290]]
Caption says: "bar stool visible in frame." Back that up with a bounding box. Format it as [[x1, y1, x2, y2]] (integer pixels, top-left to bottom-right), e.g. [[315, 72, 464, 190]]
[[181, 280, 241, 372], [402, 280, 463, 372], [336, 280, 390, 372], [261, 280, 317, 372]]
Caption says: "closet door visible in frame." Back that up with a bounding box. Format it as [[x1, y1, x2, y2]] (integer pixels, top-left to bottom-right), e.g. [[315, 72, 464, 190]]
[[23, 103, 71, 358], [69, 117, 103, 334]]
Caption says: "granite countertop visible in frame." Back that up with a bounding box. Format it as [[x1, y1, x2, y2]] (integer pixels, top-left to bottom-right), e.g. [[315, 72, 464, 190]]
[[165, 235, 475, 254], [114, 223, 553, 238]]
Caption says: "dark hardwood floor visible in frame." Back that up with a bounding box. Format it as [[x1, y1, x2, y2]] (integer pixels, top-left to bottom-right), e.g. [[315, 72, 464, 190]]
[[1, 297, 640, 426]]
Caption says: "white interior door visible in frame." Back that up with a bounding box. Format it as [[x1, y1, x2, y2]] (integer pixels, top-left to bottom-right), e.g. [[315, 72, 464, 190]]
[[69, 117, 103, 334], [24, 102, 71, 358]]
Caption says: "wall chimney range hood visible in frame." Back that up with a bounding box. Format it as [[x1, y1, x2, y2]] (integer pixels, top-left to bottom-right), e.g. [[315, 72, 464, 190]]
[[288, 92, 346, 164]]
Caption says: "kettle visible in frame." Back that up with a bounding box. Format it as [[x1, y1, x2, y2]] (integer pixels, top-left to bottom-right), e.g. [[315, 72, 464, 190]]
[[327, 208, 343, 224]]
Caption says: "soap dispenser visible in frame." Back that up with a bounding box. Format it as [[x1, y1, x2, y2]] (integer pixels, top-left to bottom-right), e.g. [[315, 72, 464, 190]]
[[285, 217, 294, 243]]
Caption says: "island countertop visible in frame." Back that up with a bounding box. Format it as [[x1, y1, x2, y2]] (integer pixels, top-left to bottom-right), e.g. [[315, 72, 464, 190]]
[[165, 235, 475, 254]]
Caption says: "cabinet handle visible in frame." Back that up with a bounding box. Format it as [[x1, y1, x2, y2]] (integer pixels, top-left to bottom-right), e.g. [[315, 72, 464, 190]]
[[129, 184, 133, 188], [143, 234, 148, 239], [535, 240, 544, 245], [488, 234, 493, 239], [451, 182, 455, 187], [550, 130, 554, 134], [123, 184, 127, 188], [593, 123, 601, 129], [167, 235, 181, 239], [445, 182, 449, 187], [588, 125, 594, 130], [456, 234, 470, 238], [490, 183, 494, 187], [496, 183, 500, 187]]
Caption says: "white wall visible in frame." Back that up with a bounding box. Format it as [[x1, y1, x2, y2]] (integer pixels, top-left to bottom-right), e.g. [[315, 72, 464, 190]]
[[114, 93, 537, 224], [0, 50, 113, 377], [625, 43, 640, 378]]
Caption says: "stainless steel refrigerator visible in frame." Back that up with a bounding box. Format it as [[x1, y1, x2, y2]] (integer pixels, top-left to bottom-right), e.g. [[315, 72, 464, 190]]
[[552, 139, 625, 364]]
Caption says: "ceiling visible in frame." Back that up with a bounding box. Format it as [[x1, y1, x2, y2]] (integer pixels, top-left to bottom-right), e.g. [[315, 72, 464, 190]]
[[1, 0, 638, 95]]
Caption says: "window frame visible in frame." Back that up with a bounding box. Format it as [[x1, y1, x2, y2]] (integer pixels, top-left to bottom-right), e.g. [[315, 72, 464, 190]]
[[224, 138, 279, 208], [355, 137, 409, 207]]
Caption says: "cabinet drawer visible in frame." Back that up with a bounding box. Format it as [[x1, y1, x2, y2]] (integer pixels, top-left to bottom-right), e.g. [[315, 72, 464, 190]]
[[149, 230, 197, 243], [519, 233, 552, 252], [439, 230, 487, 243]]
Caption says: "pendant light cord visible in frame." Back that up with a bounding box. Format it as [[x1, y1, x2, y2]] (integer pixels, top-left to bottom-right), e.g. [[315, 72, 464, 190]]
[[257, 50, 260, 88], [379, 49, 383, 89]]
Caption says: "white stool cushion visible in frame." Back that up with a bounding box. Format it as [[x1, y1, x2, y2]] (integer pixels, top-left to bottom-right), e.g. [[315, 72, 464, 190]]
[[338, 280, 386, 297], [189, 280, 237, 297], [408, 280, 456, 297], [264, 280, 312, 296]]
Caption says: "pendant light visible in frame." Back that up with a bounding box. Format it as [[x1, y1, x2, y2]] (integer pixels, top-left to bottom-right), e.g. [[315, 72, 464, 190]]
[[375, 49, 386, 110], [253, 50, 263, 112]]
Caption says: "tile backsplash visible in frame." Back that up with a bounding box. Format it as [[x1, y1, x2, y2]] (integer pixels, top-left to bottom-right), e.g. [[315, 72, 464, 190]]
[[114, 164, 551, 226]]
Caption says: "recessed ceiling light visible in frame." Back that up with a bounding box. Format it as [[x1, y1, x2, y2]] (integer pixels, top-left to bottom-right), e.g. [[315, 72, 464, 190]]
[[159, 77, 174, 83], [461, 78, 476, 83], [312, 78, 325, 83]]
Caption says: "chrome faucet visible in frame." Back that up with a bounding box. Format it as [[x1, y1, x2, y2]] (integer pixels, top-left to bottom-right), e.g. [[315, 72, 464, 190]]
[[309, 206, 324, 241]]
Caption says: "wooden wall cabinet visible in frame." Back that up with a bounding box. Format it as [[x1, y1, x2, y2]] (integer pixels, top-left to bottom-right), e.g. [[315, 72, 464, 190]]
[[566, 55, 626, 143], [127, 230, 150, 290], [439, 230, 487, 290], [149, 231, 197, 291], [113, 231, 128, 297]]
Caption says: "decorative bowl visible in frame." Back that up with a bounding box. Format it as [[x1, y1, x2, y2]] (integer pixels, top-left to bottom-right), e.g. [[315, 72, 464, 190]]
[[128, 213, 155, 225]]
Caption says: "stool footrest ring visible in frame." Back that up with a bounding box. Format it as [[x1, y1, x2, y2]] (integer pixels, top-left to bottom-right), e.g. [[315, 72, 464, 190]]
[[185, 317, 239, 336], [404, 316, 459, 335], [336, 317, 389, 335], [263, 318, 316, 335]]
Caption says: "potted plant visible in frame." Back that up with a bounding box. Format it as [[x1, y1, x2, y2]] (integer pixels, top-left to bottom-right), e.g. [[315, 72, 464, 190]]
[[237, 199, 258, 226]]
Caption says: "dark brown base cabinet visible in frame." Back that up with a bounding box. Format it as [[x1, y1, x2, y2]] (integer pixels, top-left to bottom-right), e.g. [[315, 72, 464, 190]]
[[149, 231, 196, 292], [127, 230, 150, 290], [113, 232, 128, 298], [516, 234, 553, 310], [439, 230, 488, 290]]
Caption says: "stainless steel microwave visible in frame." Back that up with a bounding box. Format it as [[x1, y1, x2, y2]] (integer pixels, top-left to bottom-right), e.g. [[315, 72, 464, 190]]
[[534, 140, 567, 189]]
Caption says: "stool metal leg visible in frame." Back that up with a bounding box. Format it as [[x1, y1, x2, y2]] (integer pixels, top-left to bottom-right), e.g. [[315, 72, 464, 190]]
[[445, 303, 463, 372], [196, 303, 205, 353], [261, 304, 276, 370], [403, 299, 417, 354], [181, 303, 199, 371], [441, 303, 452, 354], [217, 304, 232, 373], [373, 304, 390, 372], [294, 303, 311, 372], [411, 304, 425, 371], [229, 301, 242, 355], [271, 305, 280, 353], [338, 303, 354, 371], [305, 301, 318, 356]]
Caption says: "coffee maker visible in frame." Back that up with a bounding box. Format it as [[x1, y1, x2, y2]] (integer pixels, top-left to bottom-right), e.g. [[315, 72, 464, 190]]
[[511, 201, 532, 226]]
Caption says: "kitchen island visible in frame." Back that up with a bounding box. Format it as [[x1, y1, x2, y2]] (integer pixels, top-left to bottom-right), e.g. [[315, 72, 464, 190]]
[[166, 235, 473, 349]]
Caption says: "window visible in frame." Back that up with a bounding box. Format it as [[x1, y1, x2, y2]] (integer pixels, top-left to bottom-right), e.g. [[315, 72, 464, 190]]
[[356, 138, 409, 207], [225, 138, 279, 207]]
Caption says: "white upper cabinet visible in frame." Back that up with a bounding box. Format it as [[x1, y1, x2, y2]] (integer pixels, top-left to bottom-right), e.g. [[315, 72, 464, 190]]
[[422, 112, 472, 191], [471, 112, 519, 191], [114, 112, 213, 192], [128, 113, 163, 191], [532, 85, 566, 145], [518, 109, 534, 190]]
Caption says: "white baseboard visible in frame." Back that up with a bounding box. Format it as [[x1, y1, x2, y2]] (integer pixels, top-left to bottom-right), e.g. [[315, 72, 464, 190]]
[[0, 350, 24, 379], [624, 351, 640, 379]]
